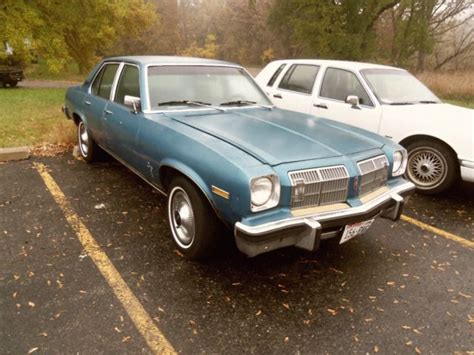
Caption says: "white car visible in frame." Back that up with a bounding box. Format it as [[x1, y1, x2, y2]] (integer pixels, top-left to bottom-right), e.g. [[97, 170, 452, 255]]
[[255, 59, 474, 194]]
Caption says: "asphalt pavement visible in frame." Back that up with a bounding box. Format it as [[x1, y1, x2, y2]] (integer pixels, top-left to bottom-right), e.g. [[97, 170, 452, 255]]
[[1, 155, 473, 354]]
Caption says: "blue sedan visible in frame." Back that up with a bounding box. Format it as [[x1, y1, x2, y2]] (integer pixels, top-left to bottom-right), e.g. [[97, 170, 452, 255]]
[[63, 56, 415, 260]]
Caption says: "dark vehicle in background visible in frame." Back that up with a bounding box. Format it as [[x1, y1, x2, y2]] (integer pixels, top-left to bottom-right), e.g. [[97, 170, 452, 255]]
[[0, 64, 24, 87], [1, 42, 25, 87]]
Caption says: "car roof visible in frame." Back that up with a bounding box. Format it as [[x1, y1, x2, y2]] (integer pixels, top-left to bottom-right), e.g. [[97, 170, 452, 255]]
[[268, 59, 404, 71], [104, 55, 238, 67]]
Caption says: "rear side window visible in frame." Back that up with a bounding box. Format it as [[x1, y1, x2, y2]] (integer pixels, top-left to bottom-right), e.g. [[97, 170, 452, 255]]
[[278, 64, 320, 94], [114, 65, 140, 105], [91, 68, 104, 96], [267, 63, 286, 87], [95, 64, 119, 100], [320, 68, 373, 106]]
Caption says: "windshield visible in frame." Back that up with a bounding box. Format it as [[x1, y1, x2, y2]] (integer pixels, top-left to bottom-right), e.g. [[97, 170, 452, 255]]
[[148, 65, 272, 110], [361, 68, 440, 105]]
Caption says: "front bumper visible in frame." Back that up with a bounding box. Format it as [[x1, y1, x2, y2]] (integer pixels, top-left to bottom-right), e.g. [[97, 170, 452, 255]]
[[234, 181, 415, 257], [460, 159, 474, 183]]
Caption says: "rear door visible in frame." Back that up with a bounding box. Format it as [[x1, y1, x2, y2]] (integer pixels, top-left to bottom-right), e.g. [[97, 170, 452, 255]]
[[268, 64, 320, 113], [82, 63, 120, 146], [311, 67, 382, 132]]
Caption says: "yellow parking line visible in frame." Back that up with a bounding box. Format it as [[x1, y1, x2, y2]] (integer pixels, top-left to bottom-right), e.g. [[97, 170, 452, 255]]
[[34, 163, 176, 355], [401, 214, 474, 250]]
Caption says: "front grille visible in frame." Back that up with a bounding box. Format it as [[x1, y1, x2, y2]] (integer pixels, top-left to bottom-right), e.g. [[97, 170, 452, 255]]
[[357, 155, 388, 196], [289, 166, 349, 209]]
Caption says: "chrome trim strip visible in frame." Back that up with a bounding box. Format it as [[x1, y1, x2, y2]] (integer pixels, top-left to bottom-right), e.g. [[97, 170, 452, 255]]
[[97, 144, 168, 197], [235, 181, 415, 237]]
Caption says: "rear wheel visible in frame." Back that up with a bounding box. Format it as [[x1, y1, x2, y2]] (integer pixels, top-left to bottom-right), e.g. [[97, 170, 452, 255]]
[[405, 139, 458, 194], [167, 177, 222, 260], [77, 120, 103, 162], [9, 81, 18, 87]]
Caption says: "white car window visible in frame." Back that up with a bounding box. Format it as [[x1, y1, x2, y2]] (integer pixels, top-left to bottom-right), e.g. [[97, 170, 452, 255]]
[[320, 67, 373, 107], [278, 64, 320, 94]]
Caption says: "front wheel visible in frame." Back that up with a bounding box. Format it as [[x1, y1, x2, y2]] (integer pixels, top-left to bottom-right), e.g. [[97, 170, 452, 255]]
[[167, 177, 222, 260], [405, 140, 458, 194]]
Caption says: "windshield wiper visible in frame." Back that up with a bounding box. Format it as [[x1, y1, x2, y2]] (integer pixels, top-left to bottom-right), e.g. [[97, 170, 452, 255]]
[[388, 102, 414, 105], [219, 100, 272, 109], [157, 100, 225, 112], [158, 100, 210, 106], [418, 100, 439, 104]]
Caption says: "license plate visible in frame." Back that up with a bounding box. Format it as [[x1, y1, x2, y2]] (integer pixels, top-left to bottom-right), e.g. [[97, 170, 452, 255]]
[[340, 219, 375, 244]]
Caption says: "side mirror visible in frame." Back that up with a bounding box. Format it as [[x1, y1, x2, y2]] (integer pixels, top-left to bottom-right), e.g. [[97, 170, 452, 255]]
[[124, 95, 141, 114], [346, 95, 360, 108]]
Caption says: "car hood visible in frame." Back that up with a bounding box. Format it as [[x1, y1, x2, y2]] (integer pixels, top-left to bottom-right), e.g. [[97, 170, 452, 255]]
[[165, 108, 386, 166]]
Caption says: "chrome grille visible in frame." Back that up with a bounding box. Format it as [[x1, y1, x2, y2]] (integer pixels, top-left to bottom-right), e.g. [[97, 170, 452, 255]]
[[289, 166, 349, 209], [357, 155, 389, 196]]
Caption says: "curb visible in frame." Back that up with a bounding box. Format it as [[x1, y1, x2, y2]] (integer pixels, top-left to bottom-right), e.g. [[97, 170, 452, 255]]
[[0, 146, 30, 162]]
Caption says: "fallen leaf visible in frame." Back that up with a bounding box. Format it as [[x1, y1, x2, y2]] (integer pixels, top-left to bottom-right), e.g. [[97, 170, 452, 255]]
[[402, 325, 411, 330], [122, 336, 131, 343], [174, 250, 184, 258], [413, 329, 423, 335], [284, 336, 289, 342], [387, 281, 395, 286], [95, 203, 106, 210], [28, 301, 35, 308], [256, 310, 262, 316], [38, 332, 48, 337], [406, 340, 413, 346], [415, 346, 421, 354], [459, 292, 472, 299], [327, 308, 337, 315], [374, 345, 379, 352], [282, 303, 290, 310], [28, 348, 38, 354]]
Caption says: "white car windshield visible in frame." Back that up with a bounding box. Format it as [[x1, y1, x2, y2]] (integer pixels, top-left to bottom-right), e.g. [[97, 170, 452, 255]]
[[148, 65, 272, 110], [361, 68, 440, 105]]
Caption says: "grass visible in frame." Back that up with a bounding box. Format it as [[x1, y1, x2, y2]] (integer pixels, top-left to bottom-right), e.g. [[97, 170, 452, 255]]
[[0, 88, 75, 148], [417, 71, 474, 104]]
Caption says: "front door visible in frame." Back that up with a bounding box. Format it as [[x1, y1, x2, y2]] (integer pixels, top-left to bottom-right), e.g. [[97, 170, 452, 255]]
[[311, 67, 382, 133]]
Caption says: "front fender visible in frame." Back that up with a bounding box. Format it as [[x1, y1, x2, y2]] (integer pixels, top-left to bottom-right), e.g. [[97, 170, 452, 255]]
[[159, 158, 214, 207]]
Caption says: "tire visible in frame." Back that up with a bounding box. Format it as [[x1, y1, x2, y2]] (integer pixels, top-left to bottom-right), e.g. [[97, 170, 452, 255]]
[[9, 81, 18, 87], [167, 177, 222, 260], [405, 139, 458, 194], [77, 120, 103, 162]]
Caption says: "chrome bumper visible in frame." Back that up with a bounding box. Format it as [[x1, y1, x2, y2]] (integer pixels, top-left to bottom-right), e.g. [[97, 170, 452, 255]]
[[235, 181, 415, 257]]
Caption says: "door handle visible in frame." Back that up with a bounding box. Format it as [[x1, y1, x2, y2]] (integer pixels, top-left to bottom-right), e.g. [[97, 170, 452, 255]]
[[313, 103, 328, 109], [273, 94, 283, 99], [84, 100, 91, 106], [104, 109, 113, 115]]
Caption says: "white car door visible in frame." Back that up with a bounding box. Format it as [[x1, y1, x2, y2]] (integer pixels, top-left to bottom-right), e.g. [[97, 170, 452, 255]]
[[267, 63, 321, 113], [311, 67, 382, 133]]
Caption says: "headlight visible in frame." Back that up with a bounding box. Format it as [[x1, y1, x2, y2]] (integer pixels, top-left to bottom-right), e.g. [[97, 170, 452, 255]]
[[250, 175, 280, 212], [392, 149, 408, 176]]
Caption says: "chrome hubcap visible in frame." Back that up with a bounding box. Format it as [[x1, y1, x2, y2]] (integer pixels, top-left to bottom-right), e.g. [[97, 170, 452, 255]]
[[78, 122, 89, 156], [407, 147, 447, 189], [169, 187, 195, 248]]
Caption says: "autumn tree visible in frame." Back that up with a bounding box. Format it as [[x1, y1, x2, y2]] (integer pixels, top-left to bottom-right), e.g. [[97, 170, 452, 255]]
[[0, 0, 157, 73]]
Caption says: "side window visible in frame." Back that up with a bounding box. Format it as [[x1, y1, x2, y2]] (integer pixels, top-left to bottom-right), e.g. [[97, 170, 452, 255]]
[[91, 67, 104, 96], [320, 68, 373, 107], [114, 65, 140, 105], [278, 64, 320, 94], [267, 63, 286, 87], [97, 64, 119, 100]]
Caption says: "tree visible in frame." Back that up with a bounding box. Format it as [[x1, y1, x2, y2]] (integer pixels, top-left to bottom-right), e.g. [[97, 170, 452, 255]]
[[268, 0, 402, 61], [0, 0, 157, 73]]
